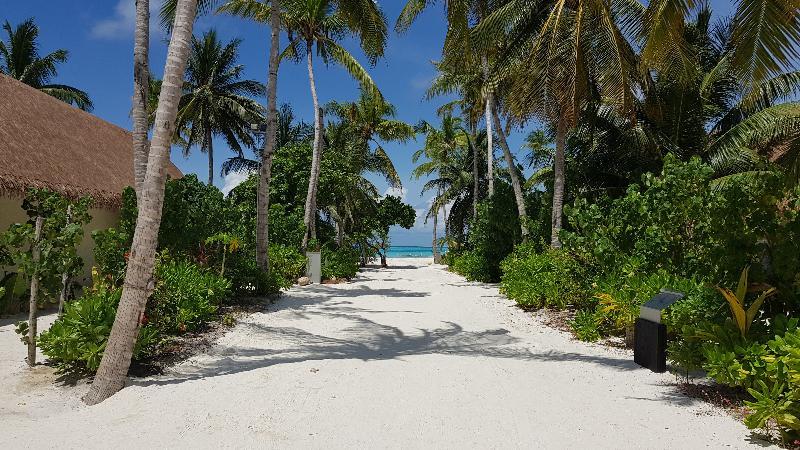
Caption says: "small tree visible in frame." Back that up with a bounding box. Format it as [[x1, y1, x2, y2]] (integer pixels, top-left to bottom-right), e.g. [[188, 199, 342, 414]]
[[4, 189, 91, 365], [374, 196, 415, 267]]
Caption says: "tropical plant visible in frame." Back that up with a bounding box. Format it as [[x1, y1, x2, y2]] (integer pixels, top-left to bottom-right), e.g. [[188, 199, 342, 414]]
[[0, 18, 92, 110], [717, 266, 777, 338], [205, 232, 241, 275], [175, 29, 265, 185]]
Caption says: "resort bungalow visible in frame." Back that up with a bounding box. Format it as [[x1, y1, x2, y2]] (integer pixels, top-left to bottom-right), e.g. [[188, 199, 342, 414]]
[[0, 74, 182, 282]]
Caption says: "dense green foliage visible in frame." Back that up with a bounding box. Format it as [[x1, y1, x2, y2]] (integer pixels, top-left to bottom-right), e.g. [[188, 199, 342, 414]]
[[500, 245, 590, 310], [38, 285, 158, 373]]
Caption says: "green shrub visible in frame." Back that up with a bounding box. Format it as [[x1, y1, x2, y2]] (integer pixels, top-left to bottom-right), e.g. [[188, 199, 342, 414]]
[[499, 245, 592, 309], [451, 250, 493, 282], [570, 309, 601, 342], [270, 244, 306, 284], [449, 183, 522, 282], [562, 155, 800, 308], [322, 245, 360, 280], [38, 285, 158, 373], [91, 228, 130, 284], [743, 320, 800, 441], [149, 256, 231, 333]]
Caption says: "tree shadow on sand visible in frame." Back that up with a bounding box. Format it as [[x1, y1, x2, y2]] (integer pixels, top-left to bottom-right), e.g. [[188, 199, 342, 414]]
[[132, 290, 640, 388]]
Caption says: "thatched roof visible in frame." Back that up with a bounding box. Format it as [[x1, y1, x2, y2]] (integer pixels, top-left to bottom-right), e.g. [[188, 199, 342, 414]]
[[0, 74, 182, 208]]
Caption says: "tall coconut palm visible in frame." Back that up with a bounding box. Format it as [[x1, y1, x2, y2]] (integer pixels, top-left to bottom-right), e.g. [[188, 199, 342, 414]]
[[277, 0, 387, 250], [0, 18, 92, 110], [478, 0, 641, 247], [221, 104, 312, 175], [132, 0, 151, 200], [412, 115, 472, 260], [83, 0, 200, 406], [176, 30, 265, 186], [326, 90, 415, 187], [640, 0, 800, 93], [213, 0, 283, 271], [427, 61, 529, 237], [397, 0, 502, 197]]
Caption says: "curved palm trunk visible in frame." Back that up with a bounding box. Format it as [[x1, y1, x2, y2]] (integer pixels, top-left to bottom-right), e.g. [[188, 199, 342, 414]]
[[302, 43, 322, 251], [550, 118, 567, 248], [205, 126, 214, 185], [132, 0, 150, 201], [492, 106, 529, 239], [256, 0, 281, 272], [83, 0, 198, 405]]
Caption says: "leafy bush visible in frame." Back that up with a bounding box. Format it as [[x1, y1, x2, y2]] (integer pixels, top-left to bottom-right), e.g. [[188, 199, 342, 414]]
[[499, 245, 592, 309], [38, 285, 158, 373], [743, 320, 800, 441], [451, 250, 493, 282], [91, 228, 130, 284], [450, 183, 522, 282], [270, 245, 306, 285], [322, 245, 360, 280], [149, 256, 231, 333], [562, 155, 800, 308], [571, 309, 601, 342]]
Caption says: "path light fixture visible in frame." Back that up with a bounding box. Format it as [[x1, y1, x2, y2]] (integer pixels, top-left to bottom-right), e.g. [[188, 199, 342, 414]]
[[634, 290, 684, 373], [306, 251, 321, 284]]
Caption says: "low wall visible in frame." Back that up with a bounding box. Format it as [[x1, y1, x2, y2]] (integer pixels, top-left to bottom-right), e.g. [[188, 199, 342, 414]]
[[0, 195, 121, 284]]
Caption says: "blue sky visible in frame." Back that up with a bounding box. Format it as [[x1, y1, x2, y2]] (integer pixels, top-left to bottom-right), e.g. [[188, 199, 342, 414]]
[[3, 0, 736, 245]]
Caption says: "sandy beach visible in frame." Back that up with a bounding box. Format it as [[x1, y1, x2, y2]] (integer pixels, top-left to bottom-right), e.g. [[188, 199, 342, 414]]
[[0, 258, 769, 448]]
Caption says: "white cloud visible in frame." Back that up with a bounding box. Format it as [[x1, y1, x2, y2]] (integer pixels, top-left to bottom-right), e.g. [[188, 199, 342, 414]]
[[382, 186, 407, 201], [91, 0, 161, 39], [221, 171, 249, 196]]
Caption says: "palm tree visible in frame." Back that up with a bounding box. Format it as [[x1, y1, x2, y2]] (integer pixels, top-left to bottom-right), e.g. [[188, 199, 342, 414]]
[[326, 90, 415, 187], [412, 114, 472, 261], [176, 29, 265, 185], [0, 18, 92, 110], [478, 0, 641, 247], [221, 104, 312, 175], [84, 0, 200, 405], [320, 92, 414, 243], [215, 0, 283, 271], [397, 0, 502, 197], [428, 61, 529, 238], [277, 0, 387, 250], [132, 0, 151, 201]]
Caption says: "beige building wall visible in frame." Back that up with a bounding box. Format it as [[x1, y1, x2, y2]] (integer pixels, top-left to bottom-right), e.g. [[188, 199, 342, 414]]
[[0, 196, 121, 284]]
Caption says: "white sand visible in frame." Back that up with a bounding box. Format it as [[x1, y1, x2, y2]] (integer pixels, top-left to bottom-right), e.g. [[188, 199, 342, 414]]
[[0, 258, 770, 448]]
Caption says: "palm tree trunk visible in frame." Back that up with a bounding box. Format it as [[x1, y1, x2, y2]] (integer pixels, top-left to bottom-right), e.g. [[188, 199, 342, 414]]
[[26, 216, 43, 367], [551, 118, 567, 248], [256, 0, 281, 272], [302, 42, 322, 251], [83, 0, 198, 405], [472, 129, 479, 222], [309, 107, 324, 243], [432, 207, 440, 263], [206, 126, 214, 185], [132, 0, 150, 202], [492, 105, 529, 239], [485, 93, 494, 197], [482, 56, 494, 197]]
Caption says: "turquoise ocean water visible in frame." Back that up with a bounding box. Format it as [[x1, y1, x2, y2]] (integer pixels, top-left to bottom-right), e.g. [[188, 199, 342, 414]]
[[385, 246, 437, 258]]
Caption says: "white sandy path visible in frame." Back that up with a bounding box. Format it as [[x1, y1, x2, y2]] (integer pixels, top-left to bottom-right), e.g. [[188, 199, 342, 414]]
[[0, 258, 771, 449]]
